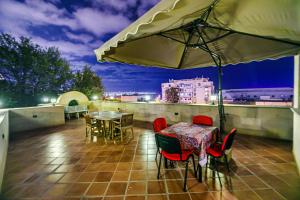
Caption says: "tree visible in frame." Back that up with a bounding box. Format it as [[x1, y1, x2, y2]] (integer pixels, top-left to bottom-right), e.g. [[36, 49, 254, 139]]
[[0, 33, 73, 107], [72, 65, 104, 100], [165, 87, 180, 103]]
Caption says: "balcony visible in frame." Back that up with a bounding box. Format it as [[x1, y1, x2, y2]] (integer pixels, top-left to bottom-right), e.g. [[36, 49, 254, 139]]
[[0, 102, 299, 200]]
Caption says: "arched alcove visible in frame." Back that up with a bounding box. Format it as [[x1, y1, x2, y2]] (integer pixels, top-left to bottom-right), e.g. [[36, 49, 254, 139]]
[[56, 91, 89, 106]]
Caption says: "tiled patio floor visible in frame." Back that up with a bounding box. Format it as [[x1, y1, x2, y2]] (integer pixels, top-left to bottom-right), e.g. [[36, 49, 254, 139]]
[[1, 119, 300, 200]]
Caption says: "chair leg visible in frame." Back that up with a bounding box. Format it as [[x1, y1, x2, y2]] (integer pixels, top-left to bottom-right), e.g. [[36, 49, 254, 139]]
[[131, 127, 134, 139], [120, 129, 123, 142], [90, 128, 93, 140], [155, 148, 159, 162], [206, 154, 209, 169], [198, 164, 202, 182], [214, 158, 222, 187], [157, 153, 162, 179], [183, 160, 189, 192], [164, 157, 168, 169]]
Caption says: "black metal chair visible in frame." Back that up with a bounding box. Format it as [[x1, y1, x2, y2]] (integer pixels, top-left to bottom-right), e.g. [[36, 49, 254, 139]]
[[153, 117, 168, 162], [155, 133, 196, 191]]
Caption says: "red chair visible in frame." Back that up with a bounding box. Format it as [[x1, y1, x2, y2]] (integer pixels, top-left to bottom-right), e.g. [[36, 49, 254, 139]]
[[206, 128, 237, 186], [192, 115, 221, 142], [155, 133, 196, 191], [192, 115, 213, 126], [153, 118, 168, 162], [153, 117, 167, 132]]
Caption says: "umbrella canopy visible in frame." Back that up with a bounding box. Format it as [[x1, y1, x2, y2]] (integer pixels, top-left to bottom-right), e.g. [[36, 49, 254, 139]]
[[95, 0, 300, 133], [95, 0, 300, 68]]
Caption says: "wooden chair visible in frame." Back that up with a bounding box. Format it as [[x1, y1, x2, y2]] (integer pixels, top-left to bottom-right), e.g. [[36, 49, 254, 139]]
[[84, 115, 99, 137], [113, 114, 134, 142]]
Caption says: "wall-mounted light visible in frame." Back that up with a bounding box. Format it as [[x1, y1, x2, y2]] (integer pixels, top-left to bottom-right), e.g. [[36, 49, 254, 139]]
[[50, 98, 56, 103]]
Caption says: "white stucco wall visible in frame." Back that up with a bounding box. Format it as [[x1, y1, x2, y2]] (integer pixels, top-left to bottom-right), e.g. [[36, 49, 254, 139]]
[[9, 106, 65, 134], [99, 101, 293, 140], [0, 110, 9, 192], [293, 55, 300, 174]]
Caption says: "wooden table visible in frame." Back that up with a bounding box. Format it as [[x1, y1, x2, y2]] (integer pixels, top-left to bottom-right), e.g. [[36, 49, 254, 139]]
[[88, 111, 130, 139], [161, 122, 218, 182]]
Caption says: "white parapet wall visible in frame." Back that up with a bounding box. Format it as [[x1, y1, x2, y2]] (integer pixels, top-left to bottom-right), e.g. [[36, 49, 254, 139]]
[[9, 105, 65, 134], [0, 110, 9, 192], [0, 105, 65, 191], [99, 101, 293, 140]]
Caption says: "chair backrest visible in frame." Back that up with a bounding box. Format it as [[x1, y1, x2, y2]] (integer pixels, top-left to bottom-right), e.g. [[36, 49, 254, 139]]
[[121, 114, 134, 127], [192, 115, 213, 126], [84, 115, 92, 126], [153, 118, 167, 132], [221, 128, 237, 151], [155, 133, 182, 155]]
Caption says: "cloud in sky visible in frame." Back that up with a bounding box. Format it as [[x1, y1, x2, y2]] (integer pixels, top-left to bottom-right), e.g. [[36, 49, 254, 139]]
[[73, 8, 131, 35], [0, 0, 158, 61]]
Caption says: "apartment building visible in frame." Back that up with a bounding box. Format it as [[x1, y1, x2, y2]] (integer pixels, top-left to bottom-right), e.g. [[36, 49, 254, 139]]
[[161, 78, 214, 104]]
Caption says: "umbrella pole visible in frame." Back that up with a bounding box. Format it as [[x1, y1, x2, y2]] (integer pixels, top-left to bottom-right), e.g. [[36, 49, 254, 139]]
[[217, 64, 225, 135], [195, 31, 226, 135]]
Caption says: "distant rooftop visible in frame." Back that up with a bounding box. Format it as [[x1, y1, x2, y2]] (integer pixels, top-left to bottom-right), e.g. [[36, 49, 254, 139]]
[[223, 87, 293, 93], [104, 91, 157, 96], [168, 77, 210, 83]]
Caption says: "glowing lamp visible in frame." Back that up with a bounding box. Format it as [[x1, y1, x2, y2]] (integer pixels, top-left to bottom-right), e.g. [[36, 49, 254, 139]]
[[210, 95, 217, 101], [92, 95, 98, 100], [144, 95, 151, 101], [50, 98, 56, 103], [42, 97, 49, 103]]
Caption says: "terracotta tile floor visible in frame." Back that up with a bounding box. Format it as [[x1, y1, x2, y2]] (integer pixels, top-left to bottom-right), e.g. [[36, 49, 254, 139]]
[[1, 119, 300, 200]]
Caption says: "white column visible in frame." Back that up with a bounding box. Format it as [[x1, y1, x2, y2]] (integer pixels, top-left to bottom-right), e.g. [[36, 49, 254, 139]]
[[293, 55, 300, 174]]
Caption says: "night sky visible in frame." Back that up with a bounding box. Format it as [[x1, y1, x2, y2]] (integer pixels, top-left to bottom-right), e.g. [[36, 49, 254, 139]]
[[0, 0, 294, 93]]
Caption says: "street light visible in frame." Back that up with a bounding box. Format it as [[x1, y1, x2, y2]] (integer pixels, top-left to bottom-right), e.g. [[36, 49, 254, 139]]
[[210, 95, 217, 105], [144, 95, 151, 101]]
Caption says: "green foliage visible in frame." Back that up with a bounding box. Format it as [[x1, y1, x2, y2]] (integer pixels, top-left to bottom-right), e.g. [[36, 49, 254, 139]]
[[165, 87, 180, 103], [0, 33, 104, 108], [72, 65, 104, 100], [0, 33, 74, 107]]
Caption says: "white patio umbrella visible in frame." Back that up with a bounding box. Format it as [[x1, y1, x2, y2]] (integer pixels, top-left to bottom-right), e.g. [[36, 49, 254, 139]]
[[95, 0, 300, 133]]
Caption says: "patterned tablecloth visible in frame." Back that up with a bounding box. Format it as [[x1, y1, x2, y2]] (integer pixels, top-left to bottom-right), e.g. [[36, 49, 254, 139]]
[[161, 122, 218, 166]]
